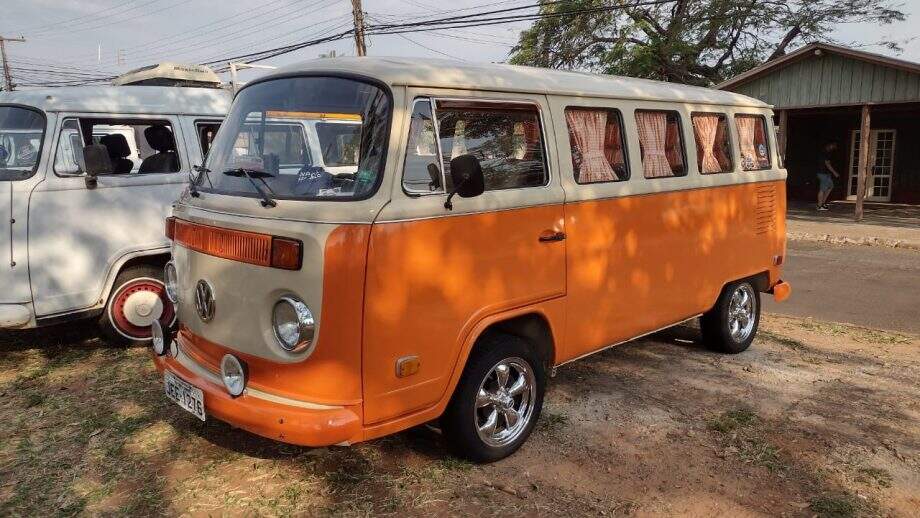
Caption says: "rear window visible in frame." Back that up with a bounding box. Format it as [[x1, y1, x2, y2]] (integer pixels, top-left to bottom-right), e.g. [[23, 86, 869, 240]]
[[402, 98, 547, 193], [735, 114, 771, 171]]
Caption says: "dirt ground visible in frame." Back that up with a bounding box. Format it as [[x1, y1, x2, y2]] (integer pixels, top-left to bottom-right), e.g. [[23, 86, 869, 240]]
[[0, 314, 917, 517]]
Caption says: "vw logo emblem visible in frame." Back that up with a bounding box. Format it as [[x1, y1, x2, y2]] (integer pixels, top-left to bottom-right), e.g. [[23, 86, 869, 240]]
[[194, 280, 215, 322]]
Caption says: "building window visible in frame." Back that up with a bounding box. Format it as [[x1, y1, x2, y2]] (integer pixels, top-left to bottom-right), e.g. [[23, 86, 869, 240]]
[[735, 114, 771, 170], [691, 113, 733, 174], [635, 110, 686, 178], [565, 107, 628, 183]]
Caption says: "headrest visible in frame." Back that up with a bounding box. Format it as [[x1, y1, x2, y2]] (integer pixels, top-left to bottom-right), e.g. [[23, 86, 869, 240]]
[[99, 134, 131, 158], [145, 126, 176, 153]]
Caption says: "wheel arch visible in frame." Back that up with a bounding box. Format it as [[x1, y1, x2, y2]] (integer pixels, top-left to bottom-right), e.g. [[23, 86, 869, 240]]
[[100, 248, 171, 304], [475, 313, 556, 370]]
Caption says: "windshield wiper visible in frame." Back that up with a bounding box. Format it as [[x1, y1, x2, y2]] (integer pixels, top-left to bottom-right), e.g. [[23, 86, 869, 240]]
[[222, 168, 277, 208]]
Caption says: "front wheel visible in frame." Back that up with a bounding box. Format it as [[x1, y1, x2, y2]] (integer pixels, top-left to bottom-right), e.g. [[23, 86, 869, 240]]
[[441, 333, 546, 463], [701, 280, 761, 354], [99, 264, 175, 346]]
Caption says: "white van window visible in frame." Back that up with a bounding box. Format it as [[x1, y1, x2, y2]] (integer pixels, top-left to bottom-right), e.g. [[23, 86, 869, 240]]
[[316, 122, 360, 167], [196, 121, 222, 157], [636, 110, 687, 178], [234, 123, 310, 167], [565, 107, 629, 183], [436, 100, 547, 192], [691, 113, 733, 174], [54, 117, 181, 176], [0, 106, 45, 181]]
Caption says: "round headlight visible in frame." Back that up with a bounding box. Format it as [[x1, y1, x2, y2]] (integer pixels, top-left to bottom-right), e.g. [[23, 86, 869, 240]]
[[151, 319, 166, 355], [272, 296, 315, 353], [220, 354, 247, 397], [164, 262, 179, 304]]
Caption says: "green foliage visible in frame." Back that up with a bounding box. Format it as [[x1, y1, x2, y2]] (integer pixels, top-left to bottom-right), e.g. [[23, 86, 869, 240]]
[[508, 0, 907, 85]]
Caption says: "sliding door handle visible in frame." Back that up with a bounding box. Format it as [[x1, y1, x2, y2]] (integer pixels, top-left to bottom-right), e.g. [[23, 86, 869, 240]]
[[538, 231, 566, 242]]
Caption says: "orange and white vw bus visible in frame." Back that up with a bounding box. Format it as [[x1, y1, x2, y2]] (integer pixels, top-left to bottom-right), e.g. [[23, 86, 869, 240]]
[[150, 57, 791, 462]]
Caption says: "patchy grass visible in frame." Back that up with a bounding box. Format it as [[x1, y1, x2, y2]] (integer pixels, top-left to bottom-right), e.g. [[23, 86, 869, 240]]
[[707, 408, 785, 472], [809, 494, 861, 518], [795, 319, 911, 345], [856, 466, 893, 489], [759, 330, 808, 351], [538, 410, 568, 433]]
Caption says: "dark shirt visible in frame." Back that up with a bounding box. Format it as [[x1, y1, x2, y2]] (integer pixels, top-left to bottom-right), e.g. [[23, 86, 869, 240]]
[[818, 152, 833, 176]]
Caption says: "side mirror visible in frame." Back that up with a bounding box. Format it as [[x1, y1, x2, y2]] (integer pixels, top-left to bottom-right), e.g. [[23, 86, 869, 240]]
[[444, 154, 485, 210], [82, 145, 112, 188]]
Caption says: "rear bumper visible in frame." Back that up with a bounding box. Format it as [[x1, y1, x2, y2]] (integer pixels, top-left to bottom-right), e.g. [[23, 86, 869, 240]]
[[151, 337, 362, 447], [770, 280, 792, 302], [0, 303, 33, 328]]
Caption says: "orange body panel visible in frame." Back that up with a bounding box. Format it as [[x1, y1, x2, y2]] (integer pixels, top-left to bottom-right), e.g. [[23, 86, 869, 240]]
[[168, 224, 370, 407], [361, 204, 566, 425], [561, 180, 786, 361]]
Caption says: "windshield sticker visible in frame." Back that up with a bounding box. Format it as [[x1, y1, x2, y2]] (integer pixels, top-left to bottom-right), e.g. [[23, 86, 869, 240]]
[[266, 110, 362, 122]]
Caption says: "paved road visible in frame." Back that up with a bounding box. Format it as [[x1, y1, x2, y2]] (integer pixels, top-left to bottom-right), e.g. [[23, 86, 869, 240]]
[[763, 240, 920, 334]]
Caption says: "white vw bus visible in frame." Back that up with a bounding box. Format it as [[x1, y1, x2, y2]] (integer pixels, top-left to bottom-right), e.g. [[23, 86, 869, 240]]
[[0, 86, 230, 343]]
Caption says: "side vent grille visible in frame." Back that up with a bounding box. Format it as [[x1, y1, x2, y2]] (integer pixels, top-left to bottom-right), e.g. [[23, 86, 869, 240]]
[[754, 184, 776, 235]]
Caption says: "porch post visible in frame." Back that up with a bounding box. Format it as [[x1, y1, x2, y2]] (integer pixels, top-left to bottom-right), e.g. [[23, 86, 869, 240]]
[[777, 109, 788, 161], [855, 104, 871, 222]]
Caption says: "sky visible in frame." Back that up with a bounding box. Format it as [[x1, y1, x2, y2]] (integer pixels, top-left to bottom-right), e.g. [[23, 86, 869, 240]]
[[1, 0, 917, 87]]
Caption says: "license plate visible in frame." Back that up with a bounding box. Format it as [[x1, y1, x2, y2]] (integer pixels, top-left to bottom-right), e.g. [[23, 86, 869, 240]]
[[164, 371, 206, 421]]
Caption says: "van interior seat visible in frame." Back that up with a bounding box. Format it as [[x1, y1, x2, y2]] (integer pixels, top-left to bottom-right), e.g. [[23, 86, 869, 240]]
[[99, 134, 134, 174], [139, 126, 179, 173]]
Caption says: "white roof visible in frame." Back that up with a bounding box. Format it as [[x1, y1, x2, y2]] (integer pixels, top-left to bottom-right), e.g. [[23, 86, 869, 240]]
[[0, 85, 231, 115], [264, 57, 769, 108]]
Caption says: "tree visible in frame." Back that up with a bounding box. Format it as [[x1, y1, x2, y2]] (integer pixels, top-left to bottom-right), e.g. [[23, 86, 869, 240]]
[[508, 0, 906, 85]]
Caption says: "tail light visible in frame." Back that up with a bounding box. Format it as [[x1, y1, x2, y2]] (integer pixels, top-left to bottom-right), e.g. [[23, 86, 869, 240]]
[[270, 238, 303, 270], [165, 217, 176, 240]]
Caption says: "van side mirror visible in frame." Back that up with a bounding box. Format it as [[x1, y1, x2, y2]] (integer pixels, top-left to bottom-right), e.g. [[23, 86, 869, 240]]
[[444, 154, 485, 210], [82, 144, 112, 188]]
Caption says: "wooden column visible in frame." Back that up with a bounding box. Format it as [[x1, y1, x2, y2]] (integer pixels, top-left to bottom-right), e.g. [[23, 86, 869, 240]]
[[855, 105, 871, 221], [777, 109, 788, 163]]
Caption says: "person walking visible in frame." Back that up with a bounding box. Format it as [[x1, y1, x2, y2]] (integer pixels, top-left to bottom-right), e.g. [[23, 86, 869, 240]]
[[817, 142, 840, 211]]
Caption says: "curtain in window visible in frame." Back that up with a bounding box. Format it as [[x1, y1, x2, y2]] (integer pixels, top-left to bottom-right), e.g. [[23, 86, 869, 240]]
[[665, 120, 683, 170], [713, 122, 731, 169], [566, 109, 617, 182], [635, 111, 671, 178], [737, 116, 757, 170], [603, 119, 624, 166], [753, 121, 769, 168], [521, 120, 540, 160], [692, 114, 722, 173]]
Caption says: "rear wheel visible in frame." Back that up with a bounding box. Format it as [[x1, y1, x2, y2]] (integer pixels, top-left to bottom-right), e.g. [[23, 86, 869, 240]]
[[99, 264, 175, 346], [701, 280, 760, 354], [442, 333, 545, 463]]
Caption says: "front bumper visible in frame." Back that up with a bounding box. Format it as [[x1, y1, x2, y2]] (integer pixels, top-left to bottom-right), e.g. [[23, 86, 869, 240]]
[[151, 335, 362, 447]]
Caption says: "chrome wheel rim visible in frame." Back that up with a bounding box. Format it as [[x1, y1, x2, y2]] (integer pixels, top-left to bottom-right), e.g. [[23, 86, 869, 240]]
[[475, 357, 536, 448], [728, 284, 757, 343]]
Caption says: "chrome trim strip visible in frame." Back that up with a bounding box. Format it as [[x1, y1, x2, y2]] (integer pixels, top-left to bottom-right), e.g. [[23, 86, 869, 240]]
[[556, 314, 703, 367]]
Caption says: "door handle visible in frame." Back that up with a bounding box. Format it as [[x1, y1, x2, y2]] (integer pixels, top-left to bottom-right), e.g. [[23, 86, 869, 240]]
[[538, 231, 566, 242]]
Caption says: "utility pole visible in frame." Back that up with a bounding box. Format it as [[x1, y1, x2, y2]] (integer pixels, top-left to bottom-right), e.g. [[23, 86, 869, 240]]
[[350, 0, 367, 56], [0, 35, 26, 92]]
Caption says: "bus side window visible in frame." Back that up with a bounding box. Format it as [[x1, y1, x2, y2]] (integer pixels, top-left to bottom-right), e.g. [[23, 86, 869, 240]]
[[565, 107, 629, 183], [402, 98, 443, 194], [691, 113, 733, 174], [635, 110, 687, 178], [735, 114, 772, 171]]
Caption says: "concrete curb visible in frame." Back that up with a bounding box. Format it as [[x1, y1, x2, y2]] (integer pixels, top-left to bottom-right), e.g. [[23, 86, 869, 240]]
[[787, 231, 920, 251]]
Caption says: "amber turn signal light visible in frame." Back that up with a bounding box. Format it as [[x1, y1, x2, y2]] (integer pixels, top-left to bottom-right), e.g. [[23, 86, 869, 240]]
[[270, 238, 302, 270], [165, 216, 176, 240]]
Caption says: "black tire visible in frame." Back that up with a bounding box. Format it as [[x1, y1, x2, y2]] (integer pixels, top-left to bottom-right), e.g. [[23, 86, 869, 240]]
[[701, 280, 761, 354], [99, 264, 174, 346], [441, 332, 546, 463]]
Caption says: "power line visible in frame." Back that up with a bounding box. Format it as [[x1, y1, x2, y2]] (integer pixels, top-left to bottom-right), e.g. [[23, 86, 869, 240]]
[[18, 0, 148, 34], [0, 36, 26, 91], [28, 0, 198, 39]]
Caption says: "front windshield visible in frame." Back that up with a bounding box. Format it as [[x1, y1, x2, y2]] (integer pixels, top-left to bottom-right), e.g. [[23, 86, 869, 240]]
[[0, 106, 45, 181], [201, 76, 390, 200]]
